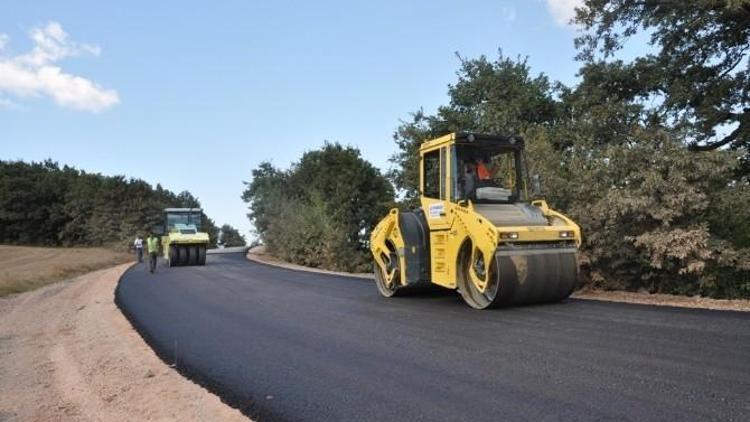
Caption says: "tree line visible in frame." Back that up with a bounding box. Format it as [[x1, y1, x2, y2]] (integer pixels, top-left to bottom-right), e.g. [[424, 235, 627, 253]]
[[244, 1, 750, 298], [0, 159, 235, 249], [219, 224, 247, 248]]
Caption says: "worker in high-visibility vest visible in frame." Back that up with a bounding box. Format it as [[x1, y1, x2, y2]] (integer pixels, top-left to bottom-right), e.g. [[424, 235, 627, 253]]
[[475, 159, 497, 181], [146, 232, 160, 274]]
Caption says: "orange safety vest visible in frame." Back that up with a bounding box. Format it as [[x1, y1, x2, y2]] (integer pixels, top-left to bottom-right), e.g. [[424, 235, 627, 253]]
[[476, 162, 492, 180]]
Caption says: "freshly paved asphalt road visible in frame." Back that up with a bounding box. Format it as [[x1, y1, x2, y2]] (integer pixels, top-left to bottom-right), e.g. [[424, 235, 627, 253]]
[[116, 253, 750, 422]]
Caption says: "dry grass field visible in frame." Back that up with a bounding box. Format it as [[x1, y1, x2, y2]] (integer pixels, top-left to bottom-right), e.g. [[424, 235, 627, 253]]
[[0, 245, 133, 296]]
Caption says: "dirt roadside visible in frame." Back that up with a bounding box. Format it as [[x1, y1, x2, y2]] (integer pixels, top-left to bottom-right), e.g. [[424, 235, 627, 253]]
[[0, 264, 248, 422], [247, 247, 750, 312]]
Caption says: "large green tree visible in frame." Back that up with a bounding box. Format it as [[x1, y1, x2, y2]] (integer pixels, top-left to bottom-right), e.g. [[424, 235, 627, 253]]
[[288, 143, 394, 246], [242, 162, 288, 239], [575, 0, 750, 170], [219, 224, 247, 247], [243, 142, 394, 272]]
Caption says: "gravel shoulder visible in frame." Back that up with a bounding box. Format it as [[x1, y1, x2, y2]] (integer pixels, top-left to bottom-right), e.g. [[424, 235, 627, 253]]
[[247, 246, 750, 312], [0, 263, 247, 422]]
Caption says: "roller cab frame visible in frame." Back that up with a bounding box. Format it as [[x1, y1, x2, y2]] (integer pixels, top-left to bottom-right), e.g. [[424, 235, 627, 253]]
[[370, 133, 581, 309], [161, 208, 209, 266]]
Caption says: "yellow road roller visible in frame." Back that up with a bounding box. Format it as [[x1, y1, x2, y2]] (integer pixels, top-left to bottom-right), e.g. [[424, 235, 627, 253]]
[[161, 208, 209, 266], [370, 133, 581, 309]]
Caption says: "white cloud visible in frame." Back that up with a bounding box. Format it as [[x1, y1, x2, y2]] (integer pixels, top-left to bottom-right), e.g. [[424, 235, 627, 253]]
[[0, 22, 118, 112], [546, 0, 584, 27]]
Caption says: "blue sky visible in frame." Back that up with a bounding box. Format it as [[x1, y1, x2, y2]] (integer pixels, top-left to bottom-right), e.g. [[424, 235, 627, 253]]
[[1, 0, 590, 238]]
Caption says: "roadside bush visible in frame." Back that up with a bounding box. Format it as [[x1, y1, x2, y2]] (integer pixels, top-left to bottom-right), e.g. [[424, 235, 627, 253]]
[[243, 142, 394, 273], [553, 132, 750, 297]]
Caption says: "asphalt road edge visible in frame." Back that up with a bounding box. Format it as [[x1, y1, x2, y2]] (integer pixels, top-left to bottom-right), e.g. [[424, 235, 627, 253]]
[[114, 266, 258, 420], [246, 246, 374, 280], [246, 247, 750, 312]]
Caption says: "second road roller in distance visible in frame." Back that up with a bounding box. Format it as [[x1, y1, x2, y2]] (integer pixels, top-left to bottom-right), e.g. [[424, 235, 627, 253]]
[[160, 207, 209, 266], [370, 132, 581, 309]]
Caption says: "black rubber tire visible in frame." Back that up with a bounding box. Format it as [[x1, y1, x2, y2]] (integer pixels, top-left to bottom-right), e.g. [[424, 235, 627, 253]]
[[457, 245, 500, 310], [373, 241, 401, 298], [374, 263, 400, 297], [168, 245, 177, 267], [198, 245, 207, 265], [188, 246, 198, 265], [177, 245, 188, 266]]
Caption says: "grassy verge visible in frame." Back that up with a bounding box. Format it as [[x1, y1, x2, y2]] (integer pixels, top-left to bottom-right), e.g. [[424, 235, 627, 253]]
[[0, 245, 133, 296]]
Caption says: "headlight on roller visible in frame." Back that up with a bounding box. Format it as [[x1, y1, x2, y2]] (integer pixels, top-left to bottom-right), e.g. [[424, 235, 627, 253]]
[[559, 231, 575, 239], [500, 232, 519, 240]]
